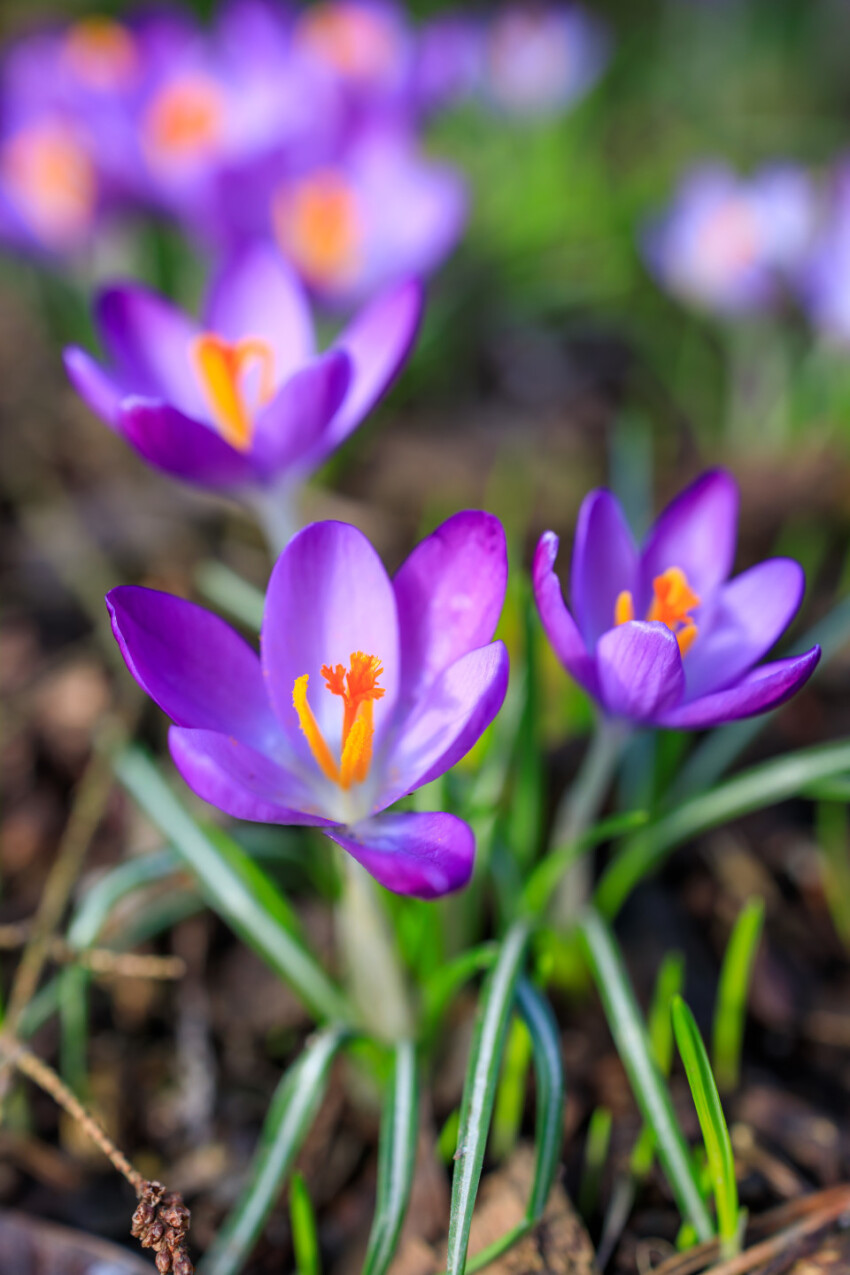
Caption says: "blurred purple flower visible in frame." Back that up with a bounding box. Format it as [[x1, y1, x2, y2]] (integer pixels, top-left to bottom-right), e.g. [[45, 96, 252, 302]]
[[412, 14, 484, 115], [64, 244, 422, 495], [0, 112, 101, 256], [534, 470, 820, 728], [482, 2, 609, 118], [292, 0, 414, 110], [644, 163, 818, 316], [266, 125, 467, 307], [797, 161, 850, 342], [106, 512, 509, 897]]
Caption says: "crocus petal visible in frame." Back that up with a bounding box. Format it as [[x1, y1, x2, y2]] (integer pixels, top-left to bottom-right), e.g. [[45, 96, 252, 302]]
[[63, 347, 124, 429], [570, 490, 639, 647], [96, 285, 205, 418], [169, 727, 331, 826], [393, 510, 507, 705], [326, 811, 474, 898], [532, 532, 599, 695], [118, 398, 258, 488], [639, 469, 739, 608], [596, 621, 685, 722], [262, 521, 400, 764], [203, 243, 316, 384], [106, 586, 281, 752], [377, 641, 509, 807], [658, 647, 820, 730], [306, 278, 424, 467], [683, 558, 806, 700], [251, 350, 351, 480]]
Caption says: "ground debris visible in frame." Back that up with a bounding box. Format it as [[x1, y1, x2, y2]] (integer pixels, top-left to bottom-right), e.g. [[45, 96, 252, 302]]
[[131, 1179, 193, 1275], [390, 1146, 598, 1275]]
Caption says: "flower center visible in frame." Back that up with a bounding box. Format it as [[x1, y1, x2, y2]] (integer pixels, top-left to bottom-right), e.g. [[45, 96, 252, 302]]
[[144, 76, 225, 164], [191, 334, 276, 451], [273, 169, 362, 288], [1, 122, 96, 246], [615, 566, 700, 656], [292, 651, 385, 790], [296, 4, 398, 79], [63, 18, 139, 91], [698, 199, 759, 281]]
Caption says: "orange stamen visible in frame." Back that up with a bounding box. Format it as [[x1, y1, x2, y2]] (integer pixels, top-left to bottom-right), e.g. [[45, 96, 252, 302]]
[[612, 565, 701, 656], [63, 18, 138, 90], [144, 76, 224, 162], [192, 334, 275, 451], [293, 675, 340, 783], [294, 652, 384, 790], [273, 169, 361, 288], [615, 590, 634, 626]]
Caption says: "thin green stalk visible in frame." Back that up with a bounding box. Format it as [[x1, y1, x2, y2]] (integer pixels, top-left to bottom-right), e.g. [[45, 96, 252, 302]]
[[336, 854, 413, 1042], [711, 899, 764, 1093], [579, 909, 713, 1243], [548, 717, 629, 926]]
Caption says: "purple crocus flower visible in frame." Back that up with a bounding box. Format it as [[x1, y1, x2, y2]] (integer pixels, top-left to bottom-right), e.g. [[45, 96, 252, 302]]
[[269, 124, 467, 308], [481, 3, 609, 118], [533, 470, 820, 728], [106, 512, 509, 898], [0, 111, 101, 257], [644, 163, 817, 316], [63, 244, 422, 509]]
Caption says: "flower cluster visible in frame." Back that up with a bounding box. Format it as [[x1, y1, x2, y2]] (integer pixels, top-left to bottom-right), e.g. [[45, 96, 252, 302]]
[[0, 1, 609, 297]]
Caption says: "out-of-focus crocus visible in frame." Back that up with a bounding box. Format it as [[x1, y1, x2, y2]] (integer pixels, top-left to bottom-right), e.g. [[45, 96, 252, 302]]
[[106, 512, 509, 897], [482, 2, 609, 118], [534, 470, 820, 729], [798, 163, 850, 343], [0, 112, 100, 256], [64, 245, 423, 514], [292, 0, 413, 110], [270, 126, 466, 307], [644, 164, 817, 316], [413, 15, 484, 115]]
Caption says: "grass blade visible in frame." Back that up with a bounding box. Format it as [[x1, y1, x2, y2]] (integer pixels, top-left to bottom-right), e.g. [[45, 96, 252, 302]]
[[711, 899, 764, 1093], [290, 1171, 321, 1275], [671, 996, 740, 1257], [447, 920, 531, 1275], [362, 1040, 420, 1275], [596, 740, 850, 920], [113, 745, 350, 1024], [521, 809, 649, 916], [579, 909, 713, 1243], [200, 1027, 347, 1275], [515, 979, 565, 1221]]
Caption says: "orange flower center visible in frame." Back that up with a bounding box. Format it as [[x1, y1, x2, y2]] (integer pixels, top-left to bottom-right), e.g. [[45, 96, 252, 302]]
[[2, 122, 96, 245], [293, 651, 385, 790], [191, 334, 276, 451], [296, 4, 397, 79], [273, 170, 362, 288], [63, 18, 139, 91], [144, 76, 225, 163], [615, 566, 700, 657]]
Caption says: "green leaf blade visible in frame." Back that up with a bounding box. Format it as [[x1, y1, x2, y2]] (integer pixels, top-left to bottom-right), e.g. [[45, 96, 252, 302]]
[[362, 1040, 420, 1275]]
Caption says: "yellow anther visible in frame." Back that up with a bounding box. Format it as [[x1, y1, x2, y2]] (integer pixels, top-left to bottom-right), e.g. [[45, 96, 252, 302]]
[[192, 334, 275, 450], [293, 674, 340, 783], [615, 590, 635, 626], [676, 622, 698, 657]]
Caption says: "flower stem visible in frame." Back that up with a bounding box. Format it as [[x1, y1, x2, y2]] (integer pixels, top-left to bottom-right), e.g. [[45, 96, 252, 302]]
[[250, 483, 301, 559], [335, 854, 414, 1043], [548, 716, 629, 927]]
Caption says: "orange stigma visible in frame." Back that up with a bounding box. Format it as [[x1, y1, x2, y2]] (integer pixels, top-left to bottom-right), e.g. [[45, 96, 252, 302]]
[[2, 122, 95, 246], [144, 76, 224, 164], [293, 652, 385, 790], [273, 169, 361, 288], [63, 18, 138, 91], [191, 334, 275, 450], [296, 4, 397, 79], [615, 566, 700, 657]]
